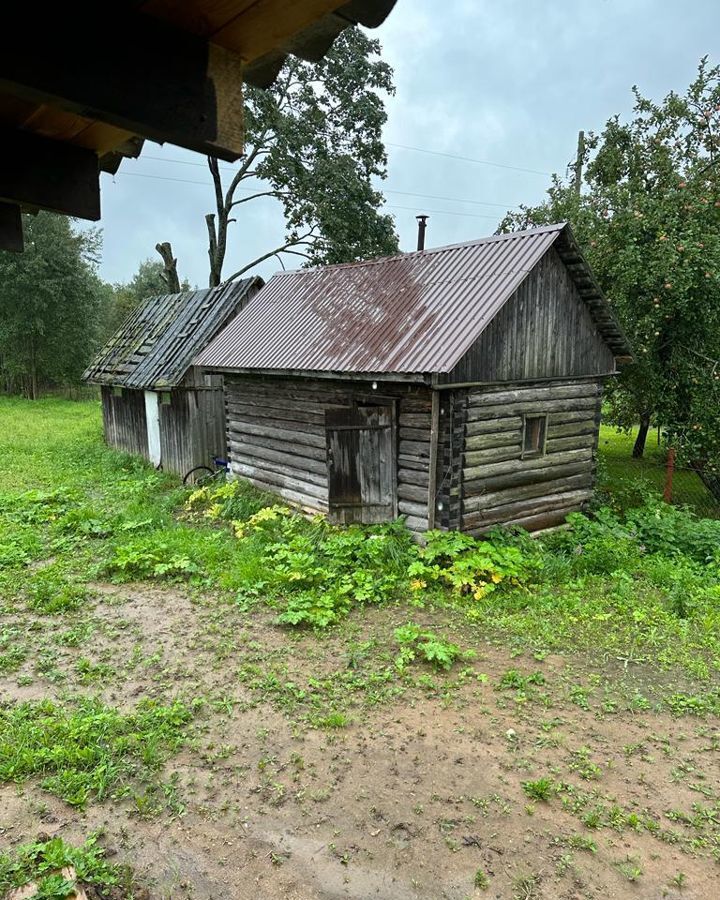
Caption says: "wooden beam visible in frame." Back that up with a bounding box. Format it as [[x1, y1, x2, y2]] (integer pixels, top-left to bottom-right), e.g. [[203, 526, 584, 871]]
[[0, 128, 100, 219], [0, 201, 23, 252], [0, 10, 244, 161]]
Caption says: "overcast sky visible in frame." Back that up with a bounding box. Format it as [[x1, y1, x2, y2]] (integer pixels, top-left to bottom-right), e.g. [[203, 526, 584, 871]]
[[96, 0, 718, 288]]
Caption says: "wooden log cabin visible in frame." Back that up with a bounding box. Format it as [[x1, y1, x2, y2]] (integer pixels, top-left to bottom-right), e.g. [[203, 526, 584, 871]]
[[194, 224, 632, 536], [84, 278, 261, 476]]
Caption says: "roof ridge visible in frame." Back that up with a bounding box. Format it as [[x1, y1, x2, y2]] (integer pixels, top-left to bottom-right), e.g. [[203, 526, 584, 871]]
[[270, 223, 568, 279]]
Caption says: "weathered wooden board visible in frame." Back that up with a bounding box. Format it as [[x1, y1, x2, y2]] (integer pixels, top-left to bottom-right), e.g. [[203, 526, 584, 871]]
[[449, 247, 616, 382]]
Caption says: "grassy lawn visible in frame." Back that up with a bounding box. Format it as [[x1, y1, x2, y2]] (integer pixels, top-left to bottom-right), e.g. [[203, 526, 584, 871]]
[[1, 397, 720, 899], [597, 424, 718, 518]]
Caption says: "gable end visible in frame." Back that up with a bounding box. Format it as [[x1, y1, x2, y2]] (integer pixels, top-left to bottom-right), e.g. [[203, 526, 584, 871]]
[[447, 247, 617, 383]]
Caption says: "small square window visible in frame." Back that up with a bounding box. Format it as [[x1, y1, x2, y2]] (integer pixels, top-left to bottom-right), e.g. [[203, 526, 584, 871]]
[[160, 391, 172, 406], [112, 386, 122, 398], [522, 415, 547, 457]]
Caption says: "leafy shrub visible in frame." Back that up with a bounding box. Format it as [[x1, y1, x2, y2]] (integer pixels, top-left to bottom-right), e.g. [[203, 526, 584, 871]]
[[270, 520, 415, 628], [394, 623, 472, 671], [0, 833, 125, 900], [555, 501, 720, 572], [408, 530, 539, 599], [185, 479, 275, 524]]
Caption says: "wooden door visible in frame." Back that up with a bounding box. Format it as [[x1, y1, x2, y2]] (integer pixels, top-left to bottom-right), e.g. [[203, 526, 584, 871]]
[[325, 404, 396, 524]]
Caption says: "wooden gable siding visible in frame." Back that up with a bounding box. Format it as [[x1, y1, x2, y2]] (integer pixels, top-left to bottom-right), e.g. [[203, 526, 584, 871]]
[[100, 386, 148, 458], [433, 378, 604, 535], [448, 248, 616, 384], [223, 376, 433, 533]]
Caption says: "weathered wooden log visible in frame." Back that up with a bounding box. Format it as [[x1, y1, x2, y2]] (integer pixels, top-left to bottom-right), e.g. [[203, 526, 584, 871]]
[[467, 382, 600, 407], [397, 455, 430, 473], [230, 451, 327, 487], [229, 431, 326, 462], [228, 427, 327, 461], [398, 483, 429, 504], [463, 460, 590, 495], [466, 506, 583, 536], [399, 499, 428, 519], [228, 441, 327, 475], [476, 378, 603, 396], [546, 409, 602, 426], [224, 402, 325, 428], [232, 462, 327, 500], [466, 396, 599, 421], [399, 413, 431, 428], [227, 420, 325, 448], [461, 488, 592, 530], [399, 439, 431, 458], [546, 433, 597, 454], [399, 426, 430, 442], [403, 514, 429, 533], [462, 472, 593, 513], [464, 430, 523, 452], [463, 444, 522, 467], [465, 417, 523, 438], [546, 419, 597, 439], [398, 467, 430, 487], [464, 447, 592, 482]]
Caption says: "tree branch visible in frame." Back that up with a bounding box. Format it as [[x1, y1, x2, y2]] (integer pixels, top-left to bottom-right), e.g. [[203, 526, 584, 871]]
[[221, 234, 315, 282], [229, 190, 282, 208]]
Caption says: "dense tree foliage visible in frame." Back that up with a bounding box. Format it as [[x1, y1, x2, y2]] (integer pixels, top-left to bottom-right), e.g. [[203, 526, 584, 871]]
[[500, 58, 720, 464], [197, 27, 399, 286], [0, 214, 110, 399]]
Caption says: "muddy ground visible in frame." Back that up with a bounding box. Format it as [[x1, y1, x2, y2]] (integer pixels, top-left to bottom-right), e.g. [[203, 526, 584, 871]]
[[1, 583, 719, 899]]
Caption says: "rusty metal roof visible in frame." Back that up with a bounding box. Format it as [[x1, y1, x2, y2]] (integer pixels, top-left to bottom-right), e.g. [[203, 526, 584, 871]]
[[194, 224, 631, 377], [84, 277, 261, 389]]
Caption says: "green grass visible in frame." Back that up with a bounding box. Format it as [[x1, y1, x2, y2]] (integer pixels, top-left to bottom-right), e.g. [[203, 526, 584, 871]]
[[0, 696, 197, 808], [597, 424, 717, 516]]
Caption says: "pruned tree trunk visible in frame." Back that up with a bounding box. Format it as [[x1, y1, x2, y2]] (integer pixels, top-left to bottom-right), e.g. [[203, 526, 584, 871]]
[[633, 410, 652, 458], [155, 242, 181, 293]]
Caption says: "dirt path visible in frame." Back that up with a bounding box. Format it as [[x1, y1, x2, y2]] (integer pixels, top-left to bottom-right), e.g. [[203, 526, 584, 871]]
[[1, 583, 719, 899]]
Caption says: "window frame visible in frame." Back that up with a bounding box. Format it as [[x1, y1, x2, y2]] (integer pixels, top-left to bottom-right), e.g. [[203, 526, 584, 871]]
[[521, 413, 548, 459], [159, 391, 172, 406]]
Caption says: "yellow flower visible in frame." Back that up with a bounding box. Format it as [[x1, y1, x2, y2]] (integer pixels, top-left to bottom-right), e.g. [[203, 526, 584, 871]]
[[410, 578, 427, 591], [490, 572, 502, 584]]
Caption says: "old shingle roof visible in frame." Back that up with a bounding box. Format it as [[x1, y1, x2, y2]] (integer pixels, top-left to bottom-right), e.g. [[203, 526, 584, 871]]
[[84, 278, 261, 389], [193, 224, 631, 377]]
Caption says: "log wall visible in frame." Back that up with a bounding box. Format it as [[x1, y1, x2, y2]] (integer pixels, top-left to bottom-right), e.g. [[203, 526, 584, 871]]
[[439, 378, 604, 534], [223, 375, 433, 534]]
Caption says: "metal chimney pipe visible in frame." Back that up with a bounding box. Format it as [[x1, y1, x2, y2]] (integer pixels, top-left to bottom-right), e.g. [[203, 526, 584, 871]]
[[416, 214, 428, 251]]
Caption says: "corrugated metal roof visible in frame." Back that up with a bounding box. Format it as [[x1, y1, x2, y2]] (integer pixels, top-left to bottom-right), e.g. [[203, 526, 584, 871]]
[[84, 277, 261, 389], [194, 224, 631, 377]]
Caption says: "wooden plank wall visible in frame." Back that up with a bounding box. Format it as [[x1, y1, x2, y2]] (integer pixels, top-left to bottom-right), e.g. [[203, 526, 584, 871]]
[[455, 378, 604, 534], [157, 375, 228, 477], [223, 376, 433, 534], [449, 248, 617, 383], [100, 386, 148, 458]]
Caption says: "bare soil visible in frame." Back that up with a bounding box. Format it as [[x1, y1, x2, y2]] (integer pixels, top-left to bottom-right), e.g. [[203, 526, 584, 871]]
[[1, 583, 719, 899]]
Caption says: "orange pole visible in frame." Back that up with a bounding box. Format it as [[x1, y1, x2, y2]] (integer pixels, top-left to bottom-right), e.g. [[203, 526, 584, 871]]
[[663, 447, 676, 503]]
